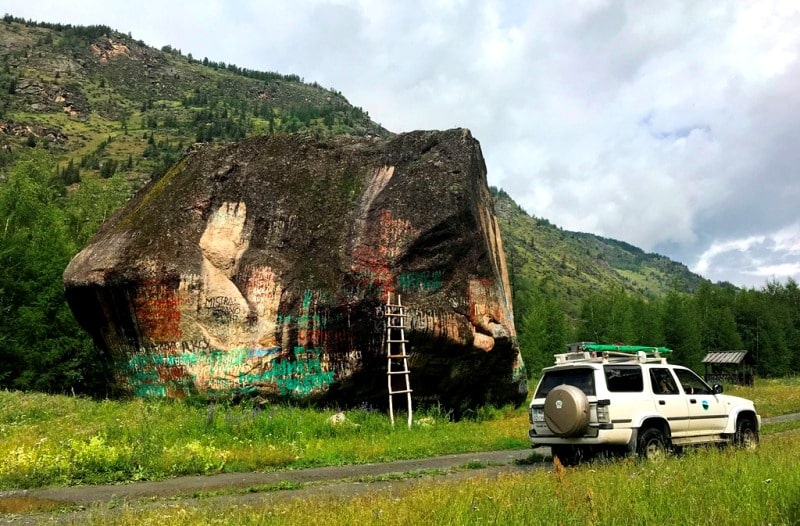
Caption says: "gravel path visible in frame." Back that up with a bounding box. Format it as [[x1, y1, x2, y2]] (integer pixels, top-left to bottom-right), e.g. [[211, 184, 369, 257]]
[[0, 448, 547, 524]]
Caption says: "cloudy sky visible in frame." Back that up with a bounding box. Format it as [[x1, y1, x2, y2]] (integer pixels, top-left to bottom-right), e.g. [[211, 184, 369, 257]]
[[4, 1, 800, 288]]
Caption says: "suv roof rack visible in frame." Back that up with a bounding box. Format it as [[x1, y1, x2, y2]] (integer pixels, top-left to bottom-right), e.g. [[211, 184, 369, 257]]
[[554, 344, 672, 365]]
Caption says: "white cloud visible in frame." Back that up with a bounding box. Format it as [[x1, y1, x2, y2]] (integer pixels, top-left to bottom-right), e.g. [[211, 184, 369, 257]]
[[691, 224, 800, 286], [749, 263, 800, 279], [4, 0, 800, 288], [693, 236, 767, 275], [772, 223, 800, 254]]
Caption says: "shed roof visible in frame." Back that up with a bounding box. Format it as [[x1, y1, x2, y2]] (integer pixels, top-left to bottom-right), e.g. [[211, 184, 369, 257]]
[[701, 351, 750, 364]]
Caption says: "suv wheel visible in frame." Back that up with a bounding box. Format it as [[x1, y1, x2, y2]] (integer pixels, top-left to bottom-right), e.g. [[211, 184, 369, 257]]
[[734, 417, 758, 450], [637, 427, 668, 460]]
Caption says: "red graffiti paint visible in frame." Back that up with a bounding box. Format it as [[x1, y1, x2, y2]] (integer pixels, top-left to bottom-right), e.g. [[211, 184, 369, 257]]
[[133, 280, 183, 342], [351, 209, 419, 292]]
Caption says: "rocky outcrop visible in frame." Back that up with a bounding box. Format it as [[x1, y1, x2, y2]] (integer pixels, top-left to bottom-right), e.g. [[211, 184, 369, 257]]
[[63, 129, 527, 411], [0, 121, 68, 142], [90, 38, 131, 62]]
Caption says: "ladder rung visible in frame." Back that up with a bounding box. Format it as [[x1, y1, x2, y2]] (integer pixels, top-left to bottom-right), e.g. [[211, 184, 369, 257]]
[[387, 296, 411, 427]]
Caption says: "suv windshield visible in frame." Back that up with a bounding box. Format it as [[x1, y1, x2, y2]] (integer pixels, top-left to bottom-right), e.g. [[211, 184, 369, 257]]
[[673, 368, 713, 395], [535, 368, 596, 397]]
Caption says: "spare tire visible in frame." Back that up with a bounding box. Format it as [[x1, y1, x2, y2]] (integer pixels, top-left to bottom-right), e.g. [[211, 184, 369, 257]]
[[544, 384, 590, 437]]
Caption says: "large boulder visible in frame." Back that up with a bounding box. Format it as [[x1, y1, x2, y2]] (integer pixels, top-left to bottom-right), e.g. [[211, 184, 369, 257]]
[[63, 129, 527, 411]]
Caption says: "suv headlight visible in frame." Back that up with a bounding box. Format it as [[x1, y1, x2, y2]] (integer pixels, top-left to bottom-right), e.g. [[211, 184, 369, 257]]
[[530, 407, 544, 423]]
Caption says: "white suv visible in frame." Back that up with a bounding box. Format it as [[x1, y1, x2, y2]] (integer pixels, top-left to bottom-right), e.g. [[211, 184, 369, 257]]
[[528, 344, 761, 465]]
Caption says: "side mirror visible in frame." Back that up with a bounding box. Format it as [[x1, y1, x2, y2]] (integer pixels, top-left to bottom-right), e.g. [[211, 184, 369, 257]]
[[713, 384, 723, 394]]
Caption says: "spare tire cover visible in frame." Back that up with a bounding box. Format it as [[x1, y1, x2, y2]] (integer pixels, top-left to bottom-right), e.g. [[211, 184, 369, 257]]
[[544, 384, 590, 437]]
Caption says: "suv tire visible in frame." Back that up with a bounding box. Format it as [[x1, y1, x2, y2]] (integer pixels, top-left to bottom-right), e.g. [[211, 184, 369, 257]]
[[734, 417, 758, 450], [543, 384, 590, 437], [637, 426, 668, 460]]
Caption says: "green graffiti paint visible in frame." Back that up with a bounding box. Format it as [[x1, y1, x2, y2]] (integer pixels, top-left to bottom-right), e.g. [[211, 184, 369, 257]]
[[398, 271, 443, 292], [302, 289, 313, 310], [122, 345, 334, 398], [128, 367, 166, 397], [511, 363, 528, 382], [232, 346, 334, 397]]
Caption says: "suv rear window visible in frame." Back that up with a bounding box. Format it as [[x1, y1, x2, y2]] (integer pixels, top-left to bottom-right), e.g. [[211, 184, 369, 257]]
[[535, 368, 596, 397], [604, 365, 643, 392]]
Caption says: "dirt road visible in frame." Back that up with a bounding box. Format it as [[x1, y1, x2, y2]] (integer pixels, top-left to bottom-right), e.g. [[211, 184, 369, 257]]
[[0, 448, 547, 524]]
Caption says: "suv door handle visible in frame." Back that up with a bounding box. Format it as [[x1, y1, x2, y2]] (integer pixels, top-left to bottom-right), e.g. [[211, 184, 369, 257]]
[[658, 400, 665, 405], [689, 399, 697, 404]]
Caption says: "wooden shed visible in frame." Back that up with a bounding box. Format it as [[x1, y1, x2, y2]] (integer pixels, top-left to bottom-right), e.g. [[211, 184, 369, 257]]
[[702, 350, 756, 386]]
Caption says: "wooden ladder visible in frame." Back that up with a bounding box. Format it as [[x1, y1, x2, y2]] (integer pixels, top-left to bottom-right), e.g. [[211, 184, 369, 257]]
[[385, 292, 412, 428]]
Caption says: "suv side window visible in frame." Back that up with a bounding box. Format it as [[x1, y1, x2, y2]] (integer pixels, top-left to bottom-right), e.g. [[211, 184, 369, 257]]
[[603, 365, 643, 392], [673, 368, 713, 395], [535, 368, 596, 397], [650, 368, 679, 394]]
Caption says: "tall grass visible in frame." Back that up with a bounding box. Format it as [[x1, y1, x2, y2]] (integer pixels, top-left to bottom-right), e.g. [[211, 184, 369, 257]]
[[0, 391, 527, 489], [727, 376, 800, 418], [91, 431, 800, 525]]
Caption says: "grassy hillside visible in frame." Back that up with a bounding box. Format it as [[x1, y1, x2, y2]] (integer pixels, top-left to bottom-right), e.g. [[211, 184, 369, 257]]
[[0, 16, 387, 189], [492, 187, 705, 319]]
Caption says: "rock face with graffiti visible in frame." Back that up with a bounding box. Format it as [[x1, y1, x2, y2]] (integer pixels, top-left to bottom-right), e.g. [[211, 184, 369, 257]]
[[63, 129, 527, 411]]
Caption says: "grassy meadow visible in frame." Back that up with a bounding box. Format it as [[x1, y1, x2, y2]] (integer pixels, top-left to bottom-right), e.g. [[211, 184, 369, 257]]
[[0, 391, 527, 490], [84, 431, 800, 525], [0, 376, 798, 493], [727, 376, 800, 419]]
